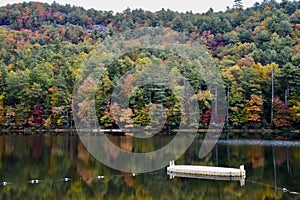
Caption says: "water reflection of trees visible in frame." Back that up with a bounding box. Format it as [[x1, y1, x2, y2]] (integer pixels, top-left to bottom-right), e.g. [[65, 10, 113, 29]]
[[0, 135, 298, 199], [246, 146, 265, 168]]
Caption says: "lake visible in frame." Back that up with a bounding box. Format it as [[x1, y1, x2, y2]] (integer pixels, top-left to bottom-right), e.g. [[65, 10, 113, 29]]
[[0, 134, 299, 199]]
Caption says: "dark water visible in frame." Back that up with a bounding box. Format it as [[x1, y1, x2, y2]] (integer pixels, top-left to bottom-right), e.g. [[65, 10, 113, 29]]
[[0, 134, 299, 200]]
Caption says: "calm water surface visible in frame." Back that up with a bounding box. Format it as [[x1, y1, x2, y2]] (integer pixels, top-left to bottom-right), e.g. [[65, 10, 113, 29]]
[[0, 134, 299, 200]]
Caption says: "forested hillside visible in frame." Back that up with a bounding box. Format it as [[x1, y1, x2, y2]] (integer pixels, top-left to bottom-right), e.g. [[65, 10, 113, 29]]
[[0, 0, 299, 130]]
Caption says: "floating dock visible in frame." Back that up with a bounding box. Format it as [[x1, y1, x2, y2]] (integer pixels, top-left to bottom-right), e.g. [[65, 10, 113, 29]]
[[167, 161, 246, 179], [92, 129, 128, 135], [167, 171, 245, 186], [92, 129, 127, 133]]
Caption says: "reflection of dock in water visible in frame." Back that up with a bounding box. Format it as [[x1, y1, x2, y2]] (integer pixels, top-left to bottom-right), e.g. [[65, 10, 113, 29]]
[[167, 171, 245, 186], [92, 129, 127, 135], [167, 161, 246, 186]]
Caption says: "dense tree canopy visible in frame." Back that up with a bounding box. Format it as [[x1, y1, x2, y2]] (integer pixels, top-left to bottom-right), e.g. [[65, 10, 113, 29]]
[[0, 0, 299, 131]]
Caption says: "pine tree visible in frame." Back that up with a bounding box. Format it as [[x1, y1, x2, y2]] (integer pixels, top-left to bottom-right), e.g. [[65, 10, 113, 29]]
[[234, 0, 243, 9]]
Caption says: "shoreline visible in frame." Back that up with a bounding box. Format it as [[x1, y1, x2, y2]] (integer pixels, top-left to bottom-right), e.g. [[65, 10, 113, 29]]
[[0, 128, 300, 140], [0, 128, 300, 134]]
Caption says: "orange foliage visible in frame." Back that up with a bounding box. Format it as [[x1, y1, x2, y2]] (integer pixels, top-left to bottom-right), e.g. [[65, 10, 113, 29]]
[[245, 95, 263, 123]]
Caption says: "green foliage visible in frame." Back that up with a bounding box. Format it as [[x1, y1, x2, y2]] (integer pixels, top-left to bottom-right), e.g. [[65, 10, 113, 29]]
[[0, 1, 299, 130]]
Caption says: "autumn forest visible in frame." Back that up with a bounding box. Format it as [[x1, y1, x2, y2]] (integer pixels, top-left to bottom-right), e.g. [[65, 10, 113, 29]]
[[0, 0, 299, 131]]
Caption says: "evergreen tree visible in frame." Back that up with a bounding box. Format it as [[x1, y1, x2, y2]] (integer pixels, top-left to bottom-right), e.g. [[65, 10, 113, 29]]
[[234, 0, 243, 9]]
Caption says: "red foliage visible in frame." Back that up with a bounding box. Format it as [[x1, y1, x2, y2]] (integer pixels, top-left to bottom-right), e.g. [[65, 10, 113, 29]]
[[32, 105, 44, 127], [200, 109, 225, 127], [200, 110, 211, 127], [273, 97, 291, 127], [201, 31, 225, 52]]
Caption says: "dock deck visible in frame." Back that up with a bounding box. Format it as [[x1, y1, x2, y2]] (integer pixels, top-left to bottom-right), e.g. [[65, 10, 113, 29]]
[[167, 171, 246, 186], [167, 161, 246, 179]]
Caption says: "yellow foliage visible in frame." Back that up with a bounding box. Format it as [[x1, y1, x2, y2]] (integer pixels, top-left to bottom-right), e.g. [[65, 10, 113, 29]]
[[0, 93, 4, 103], [196, 90, 212, 108], [223, 65, 242, 81], [245, 95, 263, 122], [290, 101, 300, 123], [252, 63, 279, 84], [136, 57, 152, 67], [79, 52, 88, 58], [43, 116, 52, 127]]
